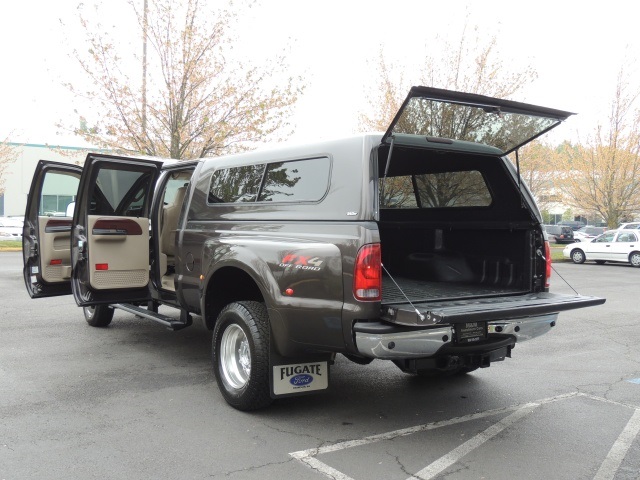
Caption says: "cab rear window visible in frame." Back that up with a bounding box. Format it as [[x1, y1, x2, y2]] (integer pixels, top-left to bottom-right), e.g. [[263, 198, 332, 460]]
[[380, 170, 492, 209]]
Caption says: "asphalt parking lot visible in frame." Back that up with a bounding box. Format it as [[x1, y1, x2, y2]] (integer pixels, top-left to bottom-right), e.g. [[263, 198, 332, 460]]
[[1, 251, 639, 479]]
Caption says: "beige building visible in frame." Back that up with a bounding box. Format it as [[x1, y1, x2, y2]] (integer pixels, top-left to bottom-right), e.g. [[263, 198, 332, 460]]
[[1, 143, 93, 217]]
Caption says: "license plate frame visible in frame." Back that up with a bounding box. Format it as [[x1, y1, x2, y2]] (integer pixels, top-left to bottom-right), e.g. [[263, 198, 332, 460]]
[[455, 321, 487, 344]]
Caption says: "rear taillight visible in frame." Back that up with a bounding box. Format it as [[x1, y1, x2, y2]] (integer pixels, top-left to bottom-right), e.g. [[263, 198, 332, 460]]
[[544, 240, 552, 289], [353, 243, 382, 301]]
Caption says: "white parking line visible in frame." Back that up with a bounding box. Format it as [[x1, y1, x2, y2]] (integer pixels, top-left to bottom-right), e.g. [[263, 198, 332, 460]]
[[593, 408, 640, 480], [407, 403, 540, 480], [289, 392, 640, 480]]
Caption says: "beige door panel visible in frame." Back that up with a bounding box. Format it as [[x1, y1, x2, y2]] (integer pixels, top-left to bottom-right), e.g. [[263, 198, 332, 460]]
[[87, 215, 149, 290], [38, 216, 73, 283]]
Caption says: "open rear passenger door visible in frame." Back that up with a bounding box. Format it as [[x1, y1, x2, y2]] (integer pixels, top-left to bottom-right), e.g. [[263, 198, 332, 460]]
[[70, 154, 163, 306], [23, 160, 83, 298]]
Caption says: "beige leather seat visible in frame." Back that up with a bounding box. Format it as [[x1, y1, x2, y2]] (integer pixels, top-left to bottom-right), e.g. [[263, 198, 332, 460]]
[[161, 185, 188, 261]]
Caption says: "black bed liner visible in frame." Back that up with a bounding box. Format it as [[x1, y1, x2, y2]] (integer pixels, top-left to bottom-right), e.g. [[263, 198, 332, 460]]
[[382, 276, 524, 304], [381, 276, 605, 327]]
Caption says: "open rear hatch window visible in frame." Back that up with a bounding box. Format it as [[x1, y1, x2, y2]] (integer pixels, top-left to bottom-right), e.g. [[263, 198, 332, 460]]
[[382, 86, 574, 154]]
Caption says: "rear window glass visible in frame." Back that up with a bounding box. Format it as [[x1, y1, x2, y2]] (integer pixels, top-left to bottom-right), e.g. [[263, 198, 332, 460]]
[[381, 170, 492, 208], [208, 157, 330, 204], [259, 158, 330, 202], [208, 165, 265, 203]]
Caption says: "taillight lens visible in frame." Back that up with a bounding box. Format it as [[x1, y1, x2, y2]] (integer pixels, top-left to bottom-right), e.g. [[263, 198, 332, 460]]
[[544, 240, 552, 289], [353, 243, 382, 301]]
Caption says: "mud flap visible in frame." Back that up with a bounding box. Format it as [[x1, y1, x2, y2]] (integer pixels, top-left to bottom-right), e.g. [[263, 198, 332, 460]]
[[269, 342, 332, 399]]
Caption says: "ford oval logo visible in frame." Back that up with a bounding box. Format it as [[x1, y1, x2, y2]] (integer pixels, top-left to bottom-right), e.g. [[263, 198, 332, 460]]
[[290, 374, 313, 386]]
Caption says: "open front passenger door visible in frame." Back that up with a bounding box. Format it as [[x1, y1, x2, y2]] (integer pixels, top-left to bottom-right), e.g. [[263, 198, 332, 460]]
[[23, 161, 83, 298], [70, 154, 163, 306]]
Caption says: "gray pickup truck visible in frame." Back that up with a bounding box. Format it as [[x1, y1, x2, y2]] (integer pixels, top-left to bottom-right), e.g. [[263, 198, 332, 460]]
[[22, 87, 604, 410]]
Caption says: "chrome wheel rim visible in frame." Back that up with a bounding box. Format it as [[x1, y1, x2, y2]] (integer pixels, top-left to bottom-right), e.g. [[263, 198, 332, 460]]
[[220, 324, 251, 390], [572, 251, 583, 263], [84, 306, 95, 318], [631, 253, 640, 267]]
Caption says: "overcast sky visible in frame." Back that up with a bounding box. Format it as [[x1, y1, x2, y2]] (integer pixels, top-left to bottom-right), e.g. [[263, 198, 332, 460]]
[[1, 0, 639, 147]]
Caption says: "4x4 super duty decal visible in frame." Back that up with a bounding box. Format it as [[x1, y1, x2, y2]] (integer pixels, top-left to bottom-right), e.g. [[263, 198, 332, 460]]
[[279, 254, 325, 272]]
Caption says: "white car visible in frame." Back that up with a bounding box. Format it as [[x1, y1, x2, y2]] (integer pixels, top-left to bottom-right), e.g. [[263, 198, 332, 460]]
[[0, 217, 23, 239], [572, 226, 605, 242], [618, 222, 640, 230], [563, 230, 640, 267]]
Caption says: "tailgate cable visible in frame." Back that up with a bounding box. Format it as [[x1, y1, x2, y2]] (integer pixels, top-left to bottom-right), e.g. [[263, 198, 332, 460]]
[[381, 263, 426, 321], [536, 248, 579, 295]]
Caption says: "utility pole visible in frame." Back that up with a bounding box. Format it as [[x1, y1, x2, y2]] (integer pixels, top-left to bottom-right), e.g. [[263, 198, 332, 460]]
[[142, 0, 148, 138]]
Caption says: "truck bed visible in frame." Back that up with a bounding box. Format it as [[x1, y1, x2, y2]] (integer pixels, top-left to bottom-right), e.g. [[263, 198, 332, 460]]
[[381, 276, 525, 305]]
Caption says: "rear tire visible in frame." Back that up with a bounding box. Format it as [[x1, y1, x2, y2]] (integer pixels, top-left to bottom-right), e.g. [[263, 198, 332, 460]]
[[570, 249, 586, 264], [630, 252, 640, 267], [212, 301, 272, 411], [83, 305, 114, 327]]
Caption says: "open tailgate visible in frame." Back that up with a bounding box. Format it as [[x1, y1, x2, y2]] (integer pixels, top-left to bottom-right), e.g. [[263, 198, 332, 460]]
[[381, 292, 605, 327]]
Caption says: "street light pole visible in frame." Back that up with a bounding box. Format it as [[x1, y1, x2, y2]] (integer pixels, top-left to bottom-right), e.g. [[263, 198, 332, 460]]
[[142, 0, 148, 139]]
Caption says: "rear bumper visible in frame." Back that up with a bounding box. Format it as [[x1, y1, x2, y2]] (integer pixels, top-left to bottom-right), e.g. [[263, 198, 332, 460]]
[[354, 313, 557, 360]]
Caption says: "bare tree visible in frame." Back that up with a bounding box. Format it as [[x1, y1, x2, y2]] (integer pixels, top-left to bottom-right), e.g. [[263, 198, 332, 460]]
[[560, 70, 640, 228], [65, 0, 303, 159], [516, 140, 561, 213], [0, 137, 19, 196], [359, 25, 537, 132]]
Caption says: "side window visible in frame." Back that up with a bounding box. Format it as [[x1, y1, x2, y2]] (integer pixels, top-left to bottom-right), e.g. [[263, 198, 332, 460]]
[[596, 232, 616, 243], [40, 171, 80, 216], [381, 170, 492, 209], [209, 165, 265, 203], [90, 167, 152, 217], [617, 232, 637, 242], [207, 157, 331, 204], [259, 157, 330, 202]]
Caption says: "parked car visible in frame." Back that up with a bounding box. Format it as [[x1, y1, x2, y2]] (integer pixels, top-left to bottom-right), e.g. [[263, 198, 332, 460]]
[[0, 217, 23, 239], [618, 222, 640, 230], [557, 220, 585, 231], [563, 230, 640, 267], [7, 215, 24, 226], [573, 226, 606, 242], [544, 225, 574, 244]]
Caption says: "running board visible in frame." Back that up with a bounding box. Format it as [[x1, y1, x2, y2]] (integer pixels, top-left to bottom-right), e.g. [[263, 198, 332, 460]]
[[112, 303, 192, 331]]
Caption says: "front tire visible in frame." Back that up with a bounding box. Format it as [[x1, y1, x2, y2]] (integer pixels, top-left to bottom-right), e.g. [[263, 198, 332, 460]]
[[630, 252, 640, 267], [83, 305, 114, 327], [571, 249, 586, 264], [212, 301, 272, 411]]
